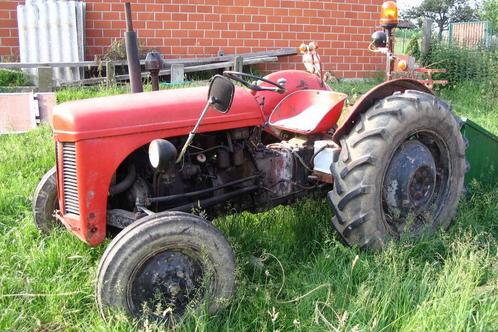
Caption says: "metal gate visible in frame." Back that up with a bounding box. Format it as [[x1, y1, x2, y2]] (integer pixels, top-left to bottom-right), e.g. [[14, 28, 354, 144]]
[[449, 21, 492, 48]]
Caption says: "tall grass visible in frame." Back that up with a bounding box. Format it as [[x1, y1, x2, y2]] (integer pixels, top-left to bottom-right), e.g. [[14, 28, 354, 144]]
[[0, 83, 497, 331], [422, 42, 498, 88]]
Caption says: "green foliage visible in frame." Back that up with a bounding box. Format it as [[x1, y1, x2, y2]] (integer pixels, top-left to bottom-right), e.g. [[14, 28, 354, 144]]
[[0, 83, 497, 331], [480, 0, 498, 32], [422, 41, 498, 86], [406, 36, 422, 59], [394, 29, 422, 55], [406, 0, 479, 40], [0, 69, 31, 87]]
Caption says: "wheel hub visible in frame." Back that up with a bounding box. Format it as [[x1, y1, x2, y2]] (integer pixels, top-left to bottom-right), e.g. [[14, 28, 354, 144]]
[[383, 140, 436, 220], [131, 251, 203, 317]]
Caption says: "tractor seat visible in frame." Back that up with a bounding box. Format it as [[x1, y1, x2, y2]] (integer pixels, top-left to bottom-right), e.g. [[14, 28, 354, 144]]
[[268, 89, 347, 135]]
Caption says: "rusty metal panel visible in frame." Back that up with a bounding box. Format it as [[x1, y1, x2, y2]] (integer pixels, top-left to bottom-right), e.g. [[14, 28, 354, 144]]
[[0, 93, 37, 133], [17, 0, 86, 85], [36, 92, 56, 126]]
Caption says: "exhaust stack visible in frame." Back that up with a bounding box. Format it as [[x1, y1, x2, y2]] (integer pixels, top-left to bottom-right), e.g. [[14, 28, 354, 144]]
[[124, 3, 143, 93]]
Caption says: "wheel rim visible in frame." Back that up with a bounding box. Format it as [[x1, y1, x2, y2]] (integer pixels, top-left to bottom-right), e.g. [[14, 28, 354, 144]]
[[129, 250, 204, 319], [382, 130, 451, 235]]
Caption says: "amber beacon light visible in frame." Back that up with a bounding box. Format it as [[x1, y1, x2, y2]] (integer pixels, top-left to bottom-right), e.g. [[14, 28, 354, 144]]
[[380, 1, 399, 28]]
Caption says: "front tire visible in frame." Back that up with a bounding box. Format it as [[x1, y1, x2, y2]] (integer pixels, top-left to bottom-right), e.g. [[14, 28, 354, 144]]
[[32, 167, 59, 233], [96, 211, 236, 322], [328, 90, 466, 250]]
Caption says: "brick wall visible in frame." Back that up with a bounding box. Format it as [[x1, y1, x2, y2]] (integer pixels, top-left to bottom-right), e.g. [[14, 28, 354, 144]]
[[0, 0, 386, 78], [0, 1, 19, 61]]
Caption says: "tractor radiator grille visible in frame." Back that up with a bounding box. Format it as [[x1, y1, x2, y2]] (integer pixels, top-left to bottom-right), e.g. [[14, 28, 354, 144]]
[[62, 142, 80, 216]]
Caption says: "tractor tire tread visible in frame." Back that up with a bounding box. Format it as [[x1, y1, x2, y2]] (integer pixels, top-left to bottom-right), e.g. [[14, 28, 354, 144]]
[[328, 90, 466, 250], [32, 166, 59, 234], [96, 211, 235, 320]]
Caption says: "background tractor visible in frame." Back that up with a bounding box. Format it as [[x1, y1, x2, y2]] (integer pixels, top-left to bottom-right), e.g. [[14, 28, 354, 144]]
[[32, 0, 492, 323]]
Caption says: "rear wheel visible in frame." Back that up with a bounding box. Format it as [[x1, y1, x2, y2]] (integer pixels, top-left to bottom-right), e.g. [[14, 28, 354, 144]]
[[32, 167, 59, 233], [96, 211, 235, 322], [328, 90, 466, 250]]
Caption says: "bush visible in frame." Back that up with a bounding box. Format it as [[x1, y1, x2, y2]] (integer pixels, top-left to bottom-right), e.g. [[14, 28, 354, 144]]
[[0, 69, 31, 86], [421, 41, 498, 87], [406, 36, 421, 60]]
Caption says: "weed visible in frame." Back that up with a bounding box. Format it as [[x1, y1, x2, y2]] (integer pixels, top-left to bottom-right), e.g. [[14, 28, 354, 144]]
[[422, 42, 498, 86]]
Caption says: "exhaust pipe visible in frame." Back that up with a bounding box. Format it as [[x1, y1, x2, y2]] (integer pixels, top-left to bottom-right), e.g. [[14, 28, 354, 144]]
[[124, 3, 143, 93]]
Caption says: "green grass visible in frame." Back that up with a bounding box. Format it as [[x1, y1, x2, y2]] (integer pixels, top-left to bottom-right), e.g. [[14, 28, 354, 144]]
[[56, 81, 204, 104], [437, 82, 498, 135], [0, 82, 497, 331]]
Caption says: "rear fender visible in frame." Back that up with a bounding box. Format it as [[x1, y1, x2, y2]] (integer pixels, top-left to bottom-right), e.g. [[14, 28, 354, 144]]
[[332, 79, 432, 143]]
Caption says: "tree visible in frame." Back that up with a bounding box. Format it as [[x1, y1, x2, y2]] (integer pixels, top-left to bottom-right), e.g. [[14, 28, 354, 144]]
[[480, 0, 498, 32], [405, 0, 478, 41]]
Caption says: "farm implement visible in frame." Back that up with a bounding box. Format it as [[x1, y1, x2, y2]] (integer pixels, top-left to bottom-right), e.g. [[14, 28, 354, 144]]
[[32, 1, 498, 323]]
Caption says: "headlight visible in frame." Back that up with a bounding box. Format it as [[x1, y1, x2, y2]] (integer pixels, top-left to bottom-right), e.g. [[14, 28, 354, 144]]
[[148, 139, 177, 170], [371, 31, 387, 48]]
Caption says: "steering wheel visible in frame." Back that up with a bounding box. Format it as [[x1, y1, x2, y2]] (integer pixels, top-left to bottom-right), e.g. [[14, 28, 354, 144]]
[[223, 71, 285, 93]]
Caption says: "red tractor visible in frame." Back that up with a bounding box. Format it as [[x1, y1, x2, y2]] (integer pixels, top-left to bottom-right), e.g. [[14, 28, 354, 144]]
[[33, 1, 466, 323]]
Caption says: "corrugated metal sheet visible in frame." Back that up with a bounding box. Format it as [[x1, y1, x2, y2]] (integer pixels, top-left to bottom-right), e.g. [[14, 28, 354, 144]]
[[17, 0, 86, 85]]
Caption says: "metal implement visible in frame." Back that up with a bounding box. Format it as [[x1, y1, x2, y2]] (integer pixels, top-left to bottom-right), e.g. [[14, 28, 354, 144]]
[[460, 118, 498, 188]]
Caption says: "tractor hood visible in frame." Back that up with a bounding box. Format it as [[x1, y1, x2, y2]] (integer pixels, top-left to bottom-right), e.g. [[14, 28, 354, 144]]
[[53, 86, 264, 141]]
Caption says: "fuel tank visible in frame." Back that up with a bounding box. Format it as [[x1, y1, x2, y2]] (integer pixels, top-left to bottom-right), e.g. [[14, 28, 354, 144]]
[[53, 86, 265, 142]]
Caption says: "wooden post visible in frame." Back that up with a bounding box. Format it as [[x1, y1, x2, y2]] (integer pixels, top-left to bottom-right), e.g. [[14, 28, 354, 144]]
[[106, 61, 115, 87], [37, 66, 53, 92], [171, 64, 184, 83], [233, 56, 244, 72], [422, 18, 433, 57]]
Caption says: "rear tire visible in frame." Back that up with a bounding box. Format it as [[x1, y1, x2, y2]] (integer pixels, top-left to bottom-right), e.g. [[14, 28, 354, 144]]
[[96, 211, 235, 322], [32, 167, 59, 233], [328, 90, 466, 250]]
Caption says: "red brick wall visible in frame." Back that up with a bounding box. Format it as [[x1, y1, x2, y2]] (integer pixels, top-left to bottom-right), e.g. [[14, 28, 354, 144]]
[[0, 0, 385, 78], [0, 1, 19, 61]]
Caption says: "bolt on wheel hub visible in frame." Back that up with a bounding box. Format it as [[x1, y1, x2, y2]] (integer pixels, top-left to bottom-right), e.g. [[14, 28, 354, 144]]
[[131, 250, 203, 317], [383, 140, 436, 221]]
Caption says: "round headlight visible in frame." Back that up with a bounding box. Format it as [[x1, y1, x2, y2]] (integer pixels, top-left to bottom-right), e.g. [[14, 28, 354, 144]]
[[148, 140, 160, 168], [372, 31, 387, 48], [148, 139, 177, 170]]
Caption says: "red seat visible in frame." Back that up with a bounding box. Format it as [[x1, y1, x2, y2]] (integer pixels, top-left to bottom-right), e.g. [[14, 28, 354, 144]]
[[268, 90, 347, 135]]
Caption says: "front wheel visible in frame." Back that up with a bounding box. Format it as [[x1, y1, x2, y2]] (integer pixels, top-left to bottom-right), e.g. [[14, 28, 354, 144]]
[[96, 211, 236, 322], [32, 167, 59, 233], [328, 90, 466, 250]]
